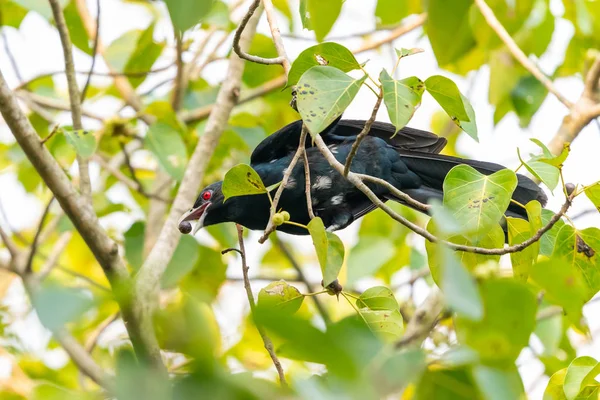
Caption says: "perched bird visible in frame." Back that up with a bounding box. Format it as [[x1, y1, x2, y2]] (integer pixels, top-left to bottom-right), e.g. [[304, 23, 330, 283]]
[[179, 118, 547, 236]]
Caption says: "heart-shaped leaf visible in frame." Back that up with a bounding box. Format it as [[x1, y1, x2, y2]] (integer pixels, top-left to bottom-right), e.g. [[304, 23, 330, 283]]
[[380, 70, 424, 134], [288, 42, 360, 87], [258, 280, 304, 315], [222, 164, 267, 201]]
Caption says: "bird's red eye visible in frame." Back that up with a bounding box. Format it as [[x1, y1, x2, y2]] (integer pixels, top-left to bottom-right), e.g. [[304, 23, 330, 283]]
[[202, 191, 212, 201]]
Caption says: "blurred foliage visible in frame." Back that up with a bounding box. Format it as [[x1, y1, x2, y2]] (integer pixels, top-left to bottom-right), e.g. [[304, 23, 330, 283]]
[[0, 0, 599, 399]]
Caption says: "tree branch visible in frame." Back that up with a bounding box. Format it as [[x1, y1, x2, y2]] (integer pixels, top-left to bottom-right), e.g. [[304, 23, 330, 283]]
[[134, 0, 263, 351], [262, 0, 291, 75], [0, 68, 166, 374], [395, 288, 444, 349], [474, 0, 573, 109], [80, 0, 100, 101], [232, 225, 287, 386], [48, 0, 92, 202], [233, 0, 285, 66], [302, 146, 316, 220], [24, 196, 54, 274], [0, 224, 18, 259], [258, 125, 308, 244]]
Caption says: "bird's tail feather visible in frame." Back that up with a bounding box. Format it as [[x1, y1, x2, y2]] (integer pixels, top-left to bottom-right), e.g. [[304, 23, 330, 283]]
[[393, 152, 547, 219]]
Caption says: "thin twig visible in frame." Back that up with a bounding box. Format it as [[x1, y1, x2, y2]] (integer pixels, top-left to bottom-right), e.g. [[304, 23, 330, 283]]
[[37, 231, 72, 281], [171, 33, 185, 111], [1, 27, 23, 82], [262, 0, 291, 75], [474, 0, 572, 109], [259, 126, 308, 243], [24, 197, 54, 273], [48, 0, 92, 202], [343, 88, 383, 176], [233, 0, 285, 66], [395, 288, 444, 349], [80, 0, 100, 101], [302, 147, 315, 220], [235, 225, 287, 387], [275, 238, 330, 324], [0, 224, 18, 259]]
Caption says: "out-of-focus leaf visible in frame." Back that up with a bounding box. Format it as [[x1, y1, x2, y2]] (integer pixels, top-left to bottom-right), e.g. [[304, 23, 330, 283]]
[[439, 246, 483, 321], [164, 0, 215, 32], [33, 283, 94, 331], [144, 122, 187, 181], [124, 221, 145, 271], [62, 127, 96, 159], [288, 42, 360, 87], [12, 0, 67, 19], [415, 367, 481, 399], [64, 0, 91, 54], [242, 34, 282, 88], [544, 368, 568, 400], [297, 66, 366, 136], [202, 0, 230, 29], [425, 75, 470, 121], [0, 1, 28, 27], [426, 0, 476, 65], [358, 308, 403, 343], [356, 286, 398, 311], [511, 75, 548, 127], [124, 23, 165, 88], [472, 365, 525, 400], [375, 0, 408, 27], [371, 349, 426, 395], [380, 71, 424, 134], [585, 183, 600, 212], [540, 209, 566, 257], [347, 236, 395, 284], [307, 217, 344, 286], [507, 200, 542, 280], [181, 245, 227, 302], [222, 163, 267, 201], [455, 279, 537, 363], [257, 280, 304, 314], [161, 235, 200, 288], [299, 0, 343, 41]]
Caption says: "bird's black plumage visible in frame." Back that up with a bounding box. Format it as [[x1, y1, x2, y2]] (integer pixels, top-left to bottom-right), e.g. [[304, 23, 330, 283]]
[[179, 118, 547, 236]]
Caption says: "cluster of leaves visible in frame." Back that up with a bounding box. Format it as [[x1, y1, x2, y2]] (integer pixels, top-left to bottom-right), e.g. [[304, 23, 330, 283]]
[[1, 0, 600, 399]]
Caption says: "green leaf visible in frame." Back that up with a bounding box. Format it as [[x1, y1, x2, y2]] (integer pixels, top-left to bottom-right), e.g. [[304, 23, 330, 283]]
[[222, 164, 267, 201], [375, 0, 409, 27], [105, 29, 143, 72], [564, 356, 600, 400], [439, 246, 483, 321], [544, 368, 568, 400], [180, 245, 227, 302], [307, 217, 345, 287], [165, 0, 215, 32], [64, 0, 91, 55], [535, 313, 563, 357], [372, 349, 426, 395], [553, 225, 600, 300], [297, 66, 366, 136], [425, 75, 470, 121], [531, 138, 554, 158], [347, 236, 396, 284], [33, 283, 94, 331], [540, 209, 566, 257], [585, 183, 600, 213], [300, 0, 343, 41], [426, 0, 476, 65], [12, 0, 67, 19], [457, 93, 479, 141], [161, 235, 201, 288], [530, 258, 587, 325], [0, 1, 28, 28], [455, 279, 537, 363], [472, 365, 525, 400], [124, 23, 165, 88], [416, 367, 480, 399], [144, 122, 187, 181], [358, 309, 404, 343], [124, 221, 145, 271], [356, 286, 398, 311], [511, 75, 548, 127], [540, 144, 571, 168], [517, 148, 559, 191], [258, 280, 304, 314], [242, 34, 282, 88], [380, 70, 424, 134], [62, 127, 96, 159], [395, 47, 425, 58], [288, 42, 360, 87], [507, 200, 542, 280], [443, 165, 518, 234]]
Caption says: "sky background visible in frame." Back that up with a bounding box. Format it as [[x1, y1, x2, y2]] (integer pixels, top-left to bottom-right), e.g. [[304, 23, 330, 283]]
[[1, 0, 600, 398]]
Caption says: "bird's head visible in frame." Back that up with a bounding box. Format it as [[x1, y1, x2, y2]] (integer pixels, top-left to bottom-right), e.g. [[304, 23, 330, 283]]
[[178, 181, 226, 235]]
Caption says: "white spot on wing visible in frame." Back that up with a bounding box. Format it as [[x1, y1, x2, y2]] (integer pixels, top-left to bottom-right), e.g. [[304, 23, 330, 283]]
[[328, 144, 338, 154], [312, 176, 332, 190], [330, 195, 344, 205], [285, 177, 296, 189], [269, 159, 278, 163], [311, 196, 319, 206]]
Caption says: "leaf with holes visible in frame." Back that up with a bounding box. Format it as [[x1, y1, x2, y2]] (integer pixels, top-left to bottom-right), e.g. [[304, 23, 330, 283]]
[[585, 182, 600, 213], [517, 148, 559, 191], [356, 286, 398, 311], [552, 225, 600, 301], [144, 123, 187, 181], [443, 165, 517, 234], [62, 127, 96, 159], [288, 42, 360, 87], [380, 70, 424, 134], [258, 280, 304, 315], [425, 75, 478, 141], [297, 66, 367, 136], [358, 308, 404, 343], [307, 217, 345, 286], [222, 164, 267, 201]]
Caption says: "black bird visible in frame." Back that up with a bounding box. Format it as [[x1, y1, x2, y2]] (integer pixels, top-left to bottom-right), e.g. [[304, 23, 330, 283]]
[[178, 118, 547, 236]]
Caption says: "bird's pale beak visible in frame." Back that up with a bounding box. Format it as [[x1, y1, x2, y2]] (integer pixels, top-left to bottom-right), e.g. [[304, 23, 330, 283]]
[[178, 202, 211, 235]]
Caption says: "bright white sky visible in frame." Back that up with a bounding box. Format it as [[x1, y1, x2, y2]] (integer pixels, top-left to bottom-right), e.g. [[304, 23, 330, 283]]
[[1, 0, 599, 398]]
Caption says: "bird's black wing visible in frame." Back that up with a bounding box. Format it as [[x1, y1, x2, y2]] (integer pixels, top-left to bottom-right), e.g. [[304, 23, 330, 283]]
[[250, 118, 447, 165]]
